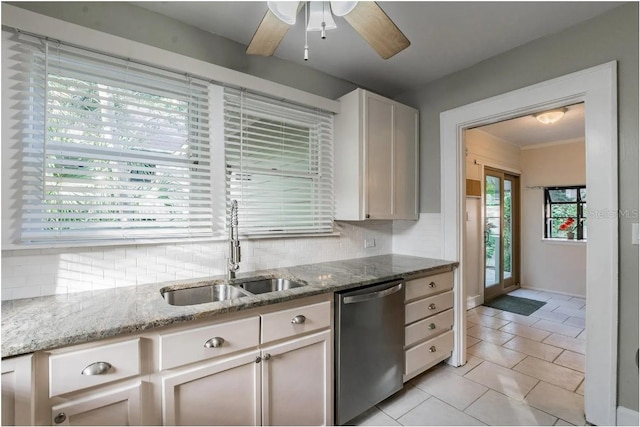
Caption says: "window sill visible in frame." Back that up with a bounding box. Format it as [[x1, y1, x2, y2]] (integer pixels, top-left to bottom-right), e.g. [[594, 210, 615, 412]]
[[541, 238, 587, 245]]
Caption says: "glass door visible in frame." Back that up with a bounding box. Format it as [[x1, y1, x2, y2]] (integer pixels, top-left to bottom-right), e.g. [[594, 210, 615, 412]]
[[484, 168, 519, 299]]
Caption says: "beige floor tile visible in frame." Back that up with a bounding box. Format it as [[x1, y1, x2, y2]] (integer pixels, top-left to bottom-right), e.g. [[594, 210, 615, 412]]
[[576, 330, 586, 340], [543, 333, 586, 354], [543, 293, 573, 301], [532, 290, 564, 301], [553, 306, 586, 319], [397, 397, 486, 426], [503, 336, 563, 362], [465, 389, 557, 426], [494, 311, 540, 326], [468, 325, 515, 346], [468, 341, 527, 368], [444, 355, 483, 376], [473, 306, 502, 317], [351, 406, 401, 426], [530, 309, 570, 323], [468, 313, 510, 329], [575, 380, 584, 396], [563, 316, 586, 329], [509, 288, 549, 301], [552, 298, 586, 309], [513, 356, 583, 391], [554, 350, 585, 373], [464, 361, 539, 401], [500, 322, 551, 341], [532, 319, 583, 338], [568, 296, 586, 306], [525, 381, 585, 426], [554, 418, 575, 426], [467, 336, 481, 347], [377, 383, 431, 419], [411, 366, 488, 410]]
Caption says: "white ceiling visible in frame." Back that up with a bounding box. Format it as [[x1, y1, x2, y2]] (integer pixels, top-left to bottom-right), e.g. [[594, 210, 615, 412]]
[[476, 103, 585, 147], [134, 1, 621, 97]]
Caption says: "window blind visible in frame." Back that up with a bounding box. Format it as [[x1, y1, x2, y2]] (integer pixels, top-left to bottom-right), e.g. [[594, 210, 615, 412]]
[[15, 32, 213, 242], [223, 88, 334, 236]]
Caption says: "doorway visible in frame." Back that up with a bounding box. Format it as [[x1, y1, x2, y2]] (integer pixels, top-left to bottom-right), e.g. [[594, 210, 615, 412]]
[[484, 168, 519, 300]]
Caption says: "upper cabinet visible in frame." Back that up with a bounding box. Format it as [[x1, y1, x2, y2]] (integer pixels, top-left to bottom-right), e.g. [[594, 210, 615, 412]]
[[334, 89, 419, 220]]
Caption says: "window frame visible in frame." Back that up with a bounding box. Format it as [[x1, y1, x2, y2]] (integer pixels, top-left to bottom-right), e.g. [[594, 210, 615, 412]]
[[544, 185, 587, 240]]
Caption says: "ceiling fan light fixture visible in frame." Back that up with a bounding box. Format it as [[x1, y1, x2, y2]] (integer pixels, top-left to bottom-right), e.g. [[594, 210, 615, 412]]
[[307, 1, 337, 32], [267, 1, 300, 25], [330, 1, 358, 16], [534, 107, 568, 125]]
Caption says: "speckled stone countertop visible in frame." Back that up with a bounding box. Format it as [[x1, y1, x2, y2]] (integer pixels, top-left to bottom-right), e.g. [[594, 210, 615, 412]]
[[1, 254, 456, 358]]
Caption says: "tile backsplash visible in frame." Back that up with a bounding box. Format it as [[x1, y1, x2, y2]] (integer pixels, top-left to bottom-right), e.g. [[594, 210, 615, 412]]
[[1, 221, 393, 300]]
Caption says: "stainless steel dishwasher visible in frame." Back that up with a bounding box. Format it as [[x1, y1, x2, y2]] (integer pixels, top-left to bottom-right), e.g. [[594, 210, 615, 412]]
[[334, 279, 405, 425]]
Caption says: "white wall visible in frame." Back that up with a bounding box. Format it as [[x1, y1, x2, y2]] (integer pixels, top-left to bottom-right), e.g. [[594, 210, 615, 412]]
[[520, 140, 586, 296]]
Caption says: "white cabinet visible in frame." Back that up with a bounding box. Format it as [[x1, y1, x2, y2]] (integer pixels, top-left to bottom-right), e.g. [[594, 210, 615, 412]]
[[334, 88, 419, 220], [1, 355, 35, 426]]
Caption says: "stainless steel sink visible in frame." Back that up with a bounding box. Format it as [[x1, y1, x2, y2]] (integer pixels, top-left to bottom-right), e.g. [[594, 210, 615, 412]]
[[161, 284, 249, 306], [236, 278, 306, 295]]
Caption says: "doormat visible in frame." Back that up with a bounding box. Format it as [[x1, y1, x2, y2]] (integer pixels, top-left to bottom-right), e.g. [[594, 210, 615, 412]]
[[483, 295, 546, 316]]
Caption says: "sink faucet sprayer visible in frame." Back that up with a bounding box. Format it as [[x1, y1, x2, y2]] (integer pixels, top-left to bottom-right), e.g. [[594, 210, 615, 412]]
[[228, 200, 241, 279]]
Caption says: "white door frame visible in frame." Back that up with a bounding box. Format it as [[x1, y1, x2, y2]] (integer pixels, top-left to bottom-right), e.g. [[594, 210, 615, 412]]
[[442, 62, 618, 426]]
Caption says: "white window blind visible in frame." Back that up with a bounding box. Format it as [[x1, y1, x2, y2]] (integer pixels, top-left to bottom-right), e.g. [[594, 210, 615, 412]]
[[15, 32, 212, 242], [223, 88, 334, 236]]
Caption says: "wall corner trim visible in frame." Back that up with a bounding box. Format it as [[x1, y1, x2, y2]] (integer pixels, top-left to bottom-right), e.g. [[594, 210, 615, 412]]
[[616, 406, 640, 426]]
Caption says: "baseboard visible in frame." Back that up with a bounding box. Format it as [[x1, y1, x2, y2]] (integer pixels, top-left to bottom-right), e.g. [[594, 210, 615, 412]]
[[617, 406, 639, 426], [466, 295, 483, 310], [520, 285, 585, 299]]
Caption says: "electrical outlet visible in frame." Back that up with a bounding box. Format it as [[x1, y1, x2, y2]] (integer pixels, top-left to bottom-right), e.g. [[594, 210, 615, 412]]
[[364, 238, 376, 248], [632, 223, 639, 245]]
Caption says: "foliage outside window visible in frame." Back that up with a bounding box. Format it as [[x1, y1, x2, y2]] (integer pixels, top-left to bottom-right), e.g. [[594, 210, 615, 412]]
[[544, 186, 587, 240], [17, 34, 212, 243]]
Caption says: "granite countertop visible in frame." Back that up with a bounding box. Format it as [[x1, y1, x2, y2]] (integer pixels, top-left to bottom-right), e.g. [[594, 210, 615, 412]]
[[1, 254, 457, 358]]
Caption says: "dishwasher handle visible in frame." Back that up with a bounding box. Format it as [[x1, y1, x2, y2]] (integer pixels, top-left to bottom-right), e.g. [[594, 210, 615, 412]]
[[343, 283, 403, 304]]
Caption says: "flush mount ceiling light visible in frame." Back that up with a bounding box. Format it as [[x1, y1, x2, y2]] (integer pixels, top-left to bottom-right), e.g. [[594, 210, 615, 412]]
[[534, 107, 568, 124], [247, 1, 410, 60]]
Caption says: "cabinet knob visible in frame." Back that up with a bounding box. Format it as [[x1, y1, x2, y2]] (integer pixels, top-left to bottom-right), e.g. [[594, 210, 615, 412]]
[[255, 356, 262, 364], [428, 303, 437, 310], [81, 361, 112, 376], [428, 282, 436, 288], [429, 346, 437, 353], [262, 353, 271, 361], [365, 214, 370, 219], [428, 323, 436, 330], [54, 412, 67, 424], [204, 337, 225, 348], [291, 315, 306, 324]]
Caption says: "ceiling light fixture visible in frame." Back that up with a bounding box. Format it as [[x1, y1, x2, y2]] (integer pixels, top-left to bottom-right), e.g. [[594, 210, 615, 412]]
[[534, 107, 568, 124]]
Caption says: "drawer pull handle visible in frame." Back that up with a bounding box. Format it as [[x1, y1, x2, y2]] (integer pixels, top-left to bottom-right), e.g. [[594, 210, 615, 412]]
[[291, 315, 306, 324], [255, 356, 262, 364], [204, 337, 225, 348], [428, 303, 437, 310], [429, 346, 437, 353], [54, 412, 67, 424], [428, 323, 436, 330], [81, 361, 112, 376], [428, 282, 436, 288]]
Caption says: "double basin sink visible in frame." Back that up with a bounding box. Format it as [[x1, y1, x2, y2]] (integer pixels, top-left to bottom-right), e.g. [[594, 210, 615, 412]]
[[161, 277, 306, 306]]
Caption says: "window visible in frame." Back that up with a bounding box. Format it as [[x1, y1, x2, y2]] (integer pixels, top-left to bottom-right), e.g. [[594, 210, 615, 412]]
[[544, 186, 587, 240], [17, 34, 212, 243], [223, 88, 333, 236]]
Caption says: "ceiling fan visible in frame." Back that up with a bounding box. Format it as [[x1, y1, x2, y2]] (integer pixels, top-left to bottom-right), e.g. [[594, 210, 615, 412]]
[[246, 1, 410, 60]]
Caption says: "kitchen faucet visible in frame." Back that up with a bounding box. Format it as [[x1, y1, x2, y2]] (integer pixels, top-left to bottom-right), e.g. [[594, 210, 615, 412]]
[[228, 200, 241, 279]]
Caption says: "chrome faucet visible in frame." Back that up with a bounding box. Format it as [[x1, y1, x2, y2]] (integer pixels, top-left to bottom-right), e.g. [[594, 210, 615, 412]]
[[228, 200, 241, 279]]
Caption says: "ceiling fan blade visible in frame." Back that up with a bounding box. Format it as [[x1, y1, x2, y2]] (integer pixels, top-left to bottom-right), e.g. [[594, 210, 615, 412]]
[[342, 2, 410, 59], [246, 9, 291, 56]]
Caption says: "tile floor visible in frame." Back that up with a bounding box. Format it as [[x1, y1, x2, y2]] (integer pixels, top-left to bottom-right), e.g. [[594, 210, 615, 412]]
[[351, 288, 586, 426]]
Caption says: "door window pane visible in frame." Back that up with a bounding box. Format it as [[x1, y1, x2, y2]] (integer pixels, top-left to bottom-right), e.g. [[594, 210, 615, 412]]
[[485, 175, 501, 287]]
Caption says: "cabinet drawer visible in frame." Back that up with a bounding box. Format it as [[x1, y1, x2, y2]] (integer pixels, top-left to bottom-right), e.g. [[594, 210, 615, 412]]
[[405, 309, 454, 347], [49, 338, 141, 397], [159, 316, 260, 371], [405, 272, 453, 302], [261, 301, 331, 344], [405, 330, 454, 377], [405, 291, 454, 324]]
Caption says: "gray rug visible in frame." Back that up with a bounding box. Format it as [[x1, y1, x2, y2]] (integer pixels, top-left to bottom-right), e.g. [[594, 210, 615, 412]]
[[483, 295, 546, 316]]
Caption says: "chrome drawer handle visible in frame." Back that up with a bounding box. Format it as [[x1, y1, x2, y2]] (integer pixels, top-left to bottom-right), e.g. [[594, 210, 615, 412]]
[[429, 346, 437, 353], [428, 303, 437, 310], [54, 412, 67, 424], [428, 282, 436, 288], [428, 323, 436, 330], [81, 361, 112, 376], [291, 315, 306, 324], [204, 337, 225, 348]]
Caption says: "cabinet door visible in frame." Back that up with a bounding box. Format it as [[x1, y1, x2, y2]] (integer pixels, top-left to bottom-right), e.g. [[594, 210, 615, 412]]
[[50, 382, 144, 426], [161, 351, 260, 426], [261, 330, 331, 426], [393, 104, 419, 219], [364, 94, 394, 219], [1, 355, 34, 426]]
